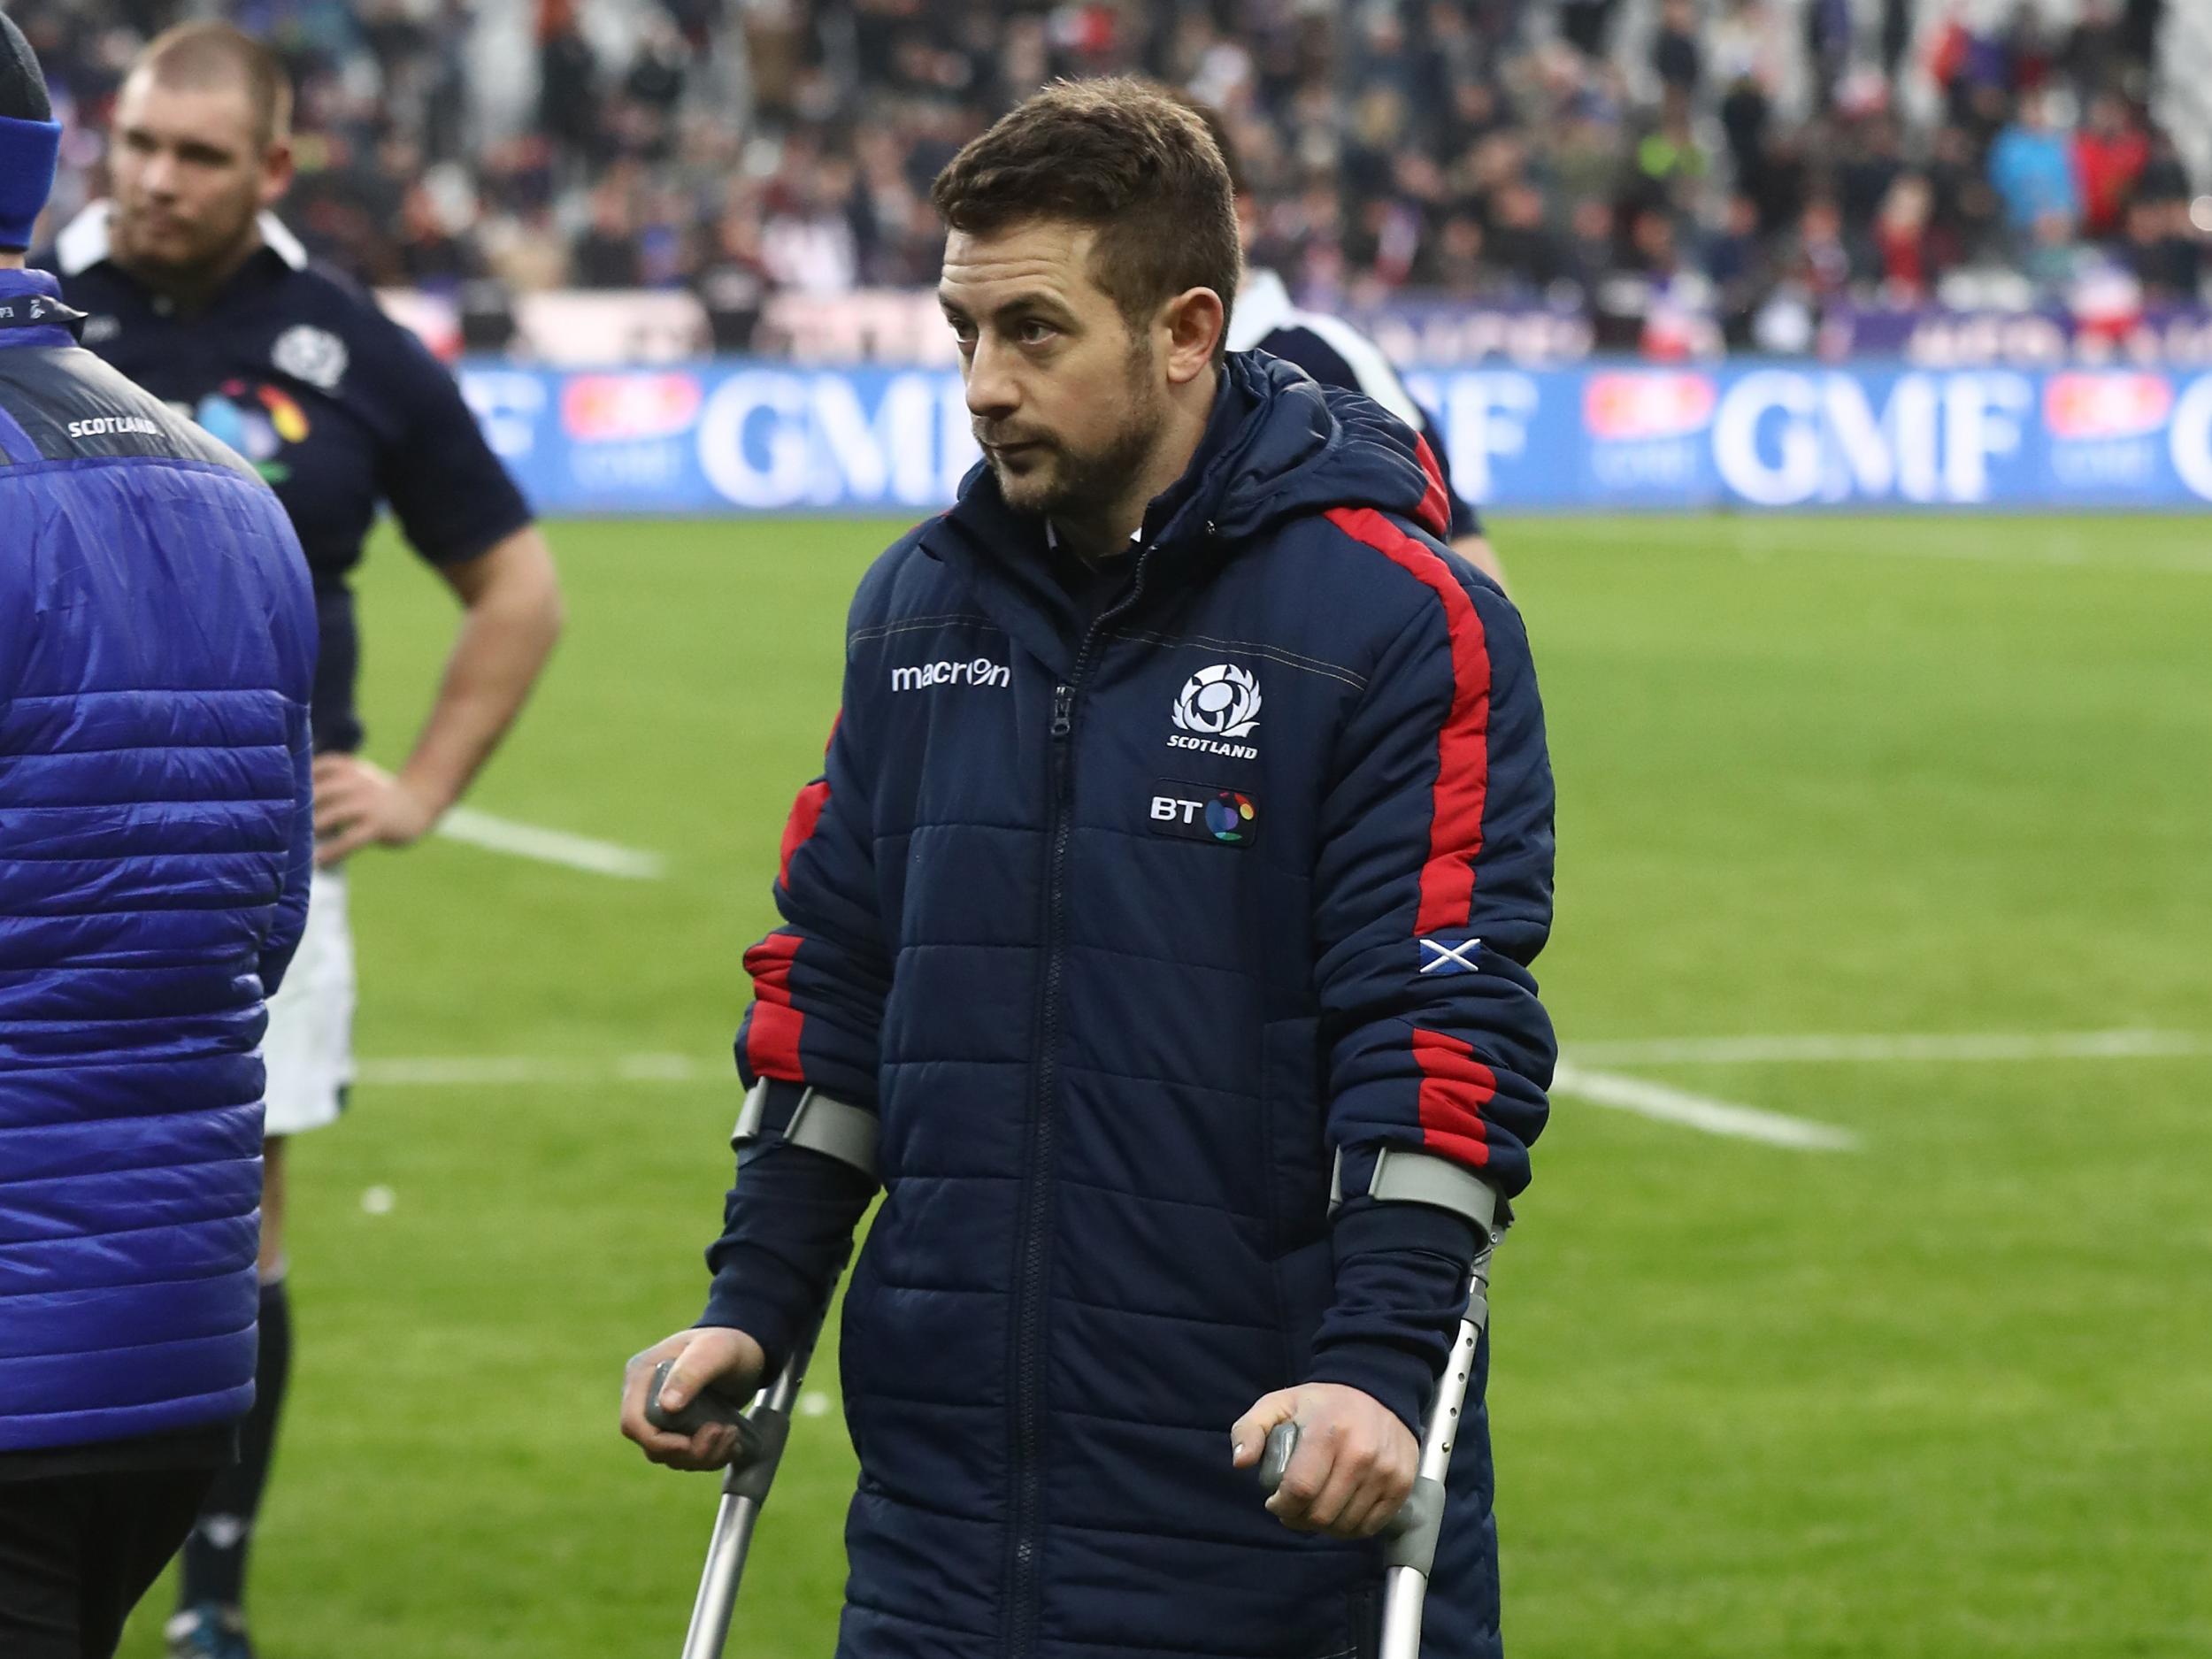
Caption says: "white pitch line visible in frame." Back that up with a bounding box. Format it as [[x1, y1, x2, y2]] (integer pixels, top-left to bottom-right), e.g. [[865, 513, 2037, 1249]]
[[434, 806, 666, 880], [1536, 518, 2212, 575], [1566, 1029, 2212, 1067], [353, 1050, 1860, 1153], [355, 1053, 706, 1087], [1551, 1062, 1858, 1152]]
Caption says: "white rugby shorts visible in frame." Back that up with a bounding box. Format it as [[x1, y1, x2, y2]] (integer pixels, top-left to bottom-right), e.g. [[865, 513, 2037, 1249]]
[[261, 867, 356, 1137]]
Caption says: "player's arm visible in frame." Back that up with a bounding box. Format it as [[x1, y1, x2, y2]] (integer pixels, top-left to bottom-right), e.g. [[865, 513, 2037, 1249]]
[[260, 686, 319, 992], [1234, 536, 1555, 1535], [240, 510, 320, 989], [316, 310, 564, 864], [1452, 532, 1508, 592], [313, 525, 562, 863], [1424, 397, 1508, 593]]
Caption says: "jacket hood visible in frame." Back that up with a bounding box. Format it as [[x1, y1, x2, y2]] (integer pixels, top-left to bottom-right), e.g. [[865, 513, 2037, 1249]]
[[1181, 349, 1451, 544]]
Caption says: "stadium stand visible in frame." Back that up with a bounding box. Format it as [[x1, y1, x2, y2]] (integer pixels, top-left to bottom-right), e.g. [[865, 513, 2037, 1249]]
[[16, 0, 2206, 356]]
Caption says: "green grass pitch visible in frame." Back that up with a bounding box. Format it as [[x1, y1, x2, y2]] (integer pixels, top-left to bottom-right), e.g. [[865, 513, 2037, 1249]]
[[121, 513, 2211, 1657]]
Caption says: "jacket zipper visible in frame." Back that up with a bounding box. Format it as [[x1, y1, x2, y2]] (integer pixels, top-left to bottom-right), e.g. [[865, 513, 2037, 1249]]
[[1006, 551, 1157, 1658]]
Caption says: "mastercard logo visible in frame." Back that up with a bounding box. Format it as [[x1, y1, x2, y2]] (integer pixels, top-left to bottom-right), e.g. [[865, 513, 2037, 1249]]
[[2043, 373, 2172, 441], [562, 373, 704, 442], [1584, 372, 1718, 441]]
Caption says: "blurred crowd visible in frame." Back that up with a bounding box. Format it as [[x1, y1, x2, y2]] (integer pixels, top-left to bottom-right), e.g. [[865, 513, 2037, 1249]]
[[17, 0, 2210, 355]]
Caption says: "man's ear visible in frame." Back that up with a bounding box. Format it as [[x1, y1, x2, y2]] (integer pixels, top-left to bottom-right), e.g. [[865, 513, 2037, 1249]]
[[1161, 287, 1226, 386], [259, 139, 296, 211]]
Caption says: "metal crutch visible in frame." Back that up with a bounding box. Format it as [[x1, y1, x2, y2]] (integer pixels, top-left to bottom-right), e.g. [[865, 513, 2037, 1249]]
[[649, 1081, 879, 1655], [1258, 1225, 1502, 1659], [646, 1285, 839, 1659]]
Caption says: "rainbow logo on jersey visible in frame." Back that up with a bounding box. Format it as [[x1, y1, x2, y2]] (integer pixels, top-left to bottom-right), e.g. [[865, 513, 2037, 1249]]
[[194, 380, 312, 483]]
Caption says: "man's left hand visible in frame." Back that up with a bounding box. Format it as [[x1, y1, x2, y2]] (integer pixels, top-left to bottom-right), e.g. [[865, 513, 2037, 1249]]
[[312, 754, 440, 866], [1230, 1382, 1417, 1539]]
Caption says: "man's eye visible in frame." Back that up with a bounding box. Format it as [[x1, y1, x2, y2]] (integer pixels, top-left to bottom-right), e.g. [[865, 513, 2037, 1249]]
[[1017, 320, 1056, 346]]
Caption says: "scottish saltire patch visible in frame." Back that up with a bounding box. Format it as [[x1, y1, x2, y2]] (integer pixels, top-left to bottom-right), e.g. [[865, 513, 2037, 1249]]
[[1417, 933, 1482, 975]]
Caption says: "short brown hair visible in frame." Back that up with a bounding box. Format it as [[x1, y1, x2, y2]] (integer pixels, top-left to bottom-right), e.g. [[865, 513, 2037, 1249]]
[[1173, 94, 1248, 196], [931, 77, 1240, 356], [134, 22, 293, 149]]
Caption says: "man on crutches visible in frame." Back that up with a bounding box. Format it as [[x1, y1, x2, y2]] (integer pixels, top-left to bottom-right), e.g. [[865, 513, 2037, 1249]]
[[619, 76, 1556, 1659]]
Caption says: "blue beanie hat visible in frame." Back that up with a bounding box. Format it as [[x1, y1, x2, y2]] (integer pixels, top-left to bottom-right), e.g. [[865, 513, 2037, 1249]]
[[0, 12, 59, 252]]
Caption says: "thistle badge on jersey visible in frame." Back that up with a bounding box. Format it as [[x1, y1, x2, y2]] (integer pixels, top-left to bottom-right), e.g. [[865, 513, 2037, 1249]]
[[1168, 663, 1261, 760]]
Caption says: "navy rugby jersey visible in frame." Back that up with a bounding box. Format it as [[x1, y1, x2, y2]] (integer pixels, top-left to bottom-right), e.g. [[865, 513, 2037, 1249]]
[[44, 204, 534, 754], [1229, 265, 1484, 540]]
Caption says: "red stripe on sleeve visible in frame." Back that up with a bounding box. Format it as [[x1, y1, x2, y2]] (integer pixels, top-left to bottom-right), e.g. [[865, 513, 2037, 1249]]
[[777, 712, 841, 887], [1325, 506, 1493, 933], [742, 931, 805, 1079], [1411, 1027, 1494, 1168], [780, 781, 830, 887], [1410, 436, 1453, 540]]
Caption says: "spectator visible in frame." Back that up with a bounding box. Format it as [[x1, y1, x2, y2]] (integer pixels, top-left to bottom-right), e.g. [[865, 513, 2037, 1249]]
[[1926, 121, 2004, 269], [762, 164, 860, 296], [695, 204, 772, 351], [1484, 180, 1567, 291], [626, 14, 687, 119], [2135, 130, 2193, 212], [1708, 191, 1776, 344], [2023, 206, 2083, 290], [1871, 173, 1935, 302], [2074, 93, 2148, 240], [1718, 67, 1771, 187], [396, 179, 478, 288], [572, 177, 641, 288], [1563, 195, 1621, 300], [1988, 90, 2080, 235], [2123, 196, 2204, 302], [1652, 0, 1701, 97], [1786, 196, 1855, 302], [1559, 0, 1621, 59], [1836, 113, 1908, 243], [537, 8, 602, 163]]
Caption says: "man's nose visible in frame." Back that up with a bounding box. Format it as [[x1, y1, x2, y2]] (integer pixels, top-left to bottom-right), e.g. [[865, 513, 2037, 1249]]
[[964, 337, 1018, 422], [137, 150, 180, 198]]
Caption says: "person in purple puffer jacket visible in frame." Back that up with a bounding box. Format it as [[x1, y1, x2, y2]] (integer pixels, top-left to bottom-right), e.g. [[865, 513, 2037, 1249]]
[[0, 16, 316, 1656]]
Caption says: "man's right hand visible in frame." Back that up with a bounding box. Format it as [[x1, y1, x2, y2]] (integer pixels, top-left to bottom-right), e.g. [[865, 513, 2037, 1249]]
[[620, 1326, 767, 1471]]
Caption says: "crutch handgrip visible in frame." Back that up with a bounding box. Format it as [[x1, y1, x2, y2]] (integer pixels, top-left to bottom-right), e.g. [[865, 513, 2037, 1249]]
[[1256, 1421, 1300, 1494], [1255, 1422, 1437, 1554], [647, 1362, 762, 1447]]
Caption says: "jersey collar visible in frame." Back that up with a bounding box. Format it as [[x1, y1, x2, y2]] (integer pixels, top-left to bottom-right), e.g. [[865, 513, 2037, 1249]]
[[1226, 266, 1293, 354], [54, 199, 310, 279]]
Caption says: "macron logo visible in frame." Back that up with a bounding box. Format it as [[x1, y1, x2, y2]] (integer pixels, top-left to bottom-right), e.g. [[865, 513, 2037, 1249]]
[[67, 414, 163, 441], [891, 657, 1010, 692]]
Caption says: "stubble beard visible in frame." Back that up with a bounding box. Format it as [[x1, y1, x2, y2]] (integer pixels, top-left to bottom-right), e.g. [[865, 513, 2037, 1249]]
[[987, 342, 1166, 525], [112, 188, 263, 292]]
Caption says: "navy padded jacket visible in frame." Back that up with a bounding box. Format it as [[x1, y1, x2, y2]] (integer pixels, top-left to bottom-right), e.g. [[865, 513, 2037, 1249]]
[[0, 269, 318, 1457], [725, 353, 1555, 1658]]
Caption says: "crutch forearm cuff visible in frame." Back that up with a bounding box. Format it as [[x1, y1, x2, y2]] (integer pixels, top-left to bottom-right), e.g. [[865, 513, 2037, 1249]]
[[1329, 1145, 1500, 1234], [733, 1079, 880, 1183]]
